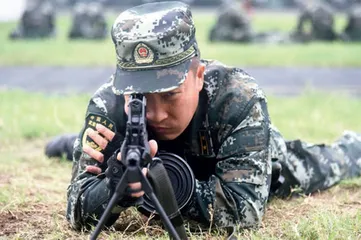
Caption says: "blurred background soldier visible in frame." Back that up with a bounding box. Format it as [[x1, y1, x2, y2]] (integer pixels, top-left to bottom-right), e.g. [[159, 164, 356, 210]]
[[209, 0, 292, 44], [340, 2, 361, 41], [68, 1, 108, 40], [9, 0, 56, 39], [291, 0, 338, 42], [209, 0, 253, 42]]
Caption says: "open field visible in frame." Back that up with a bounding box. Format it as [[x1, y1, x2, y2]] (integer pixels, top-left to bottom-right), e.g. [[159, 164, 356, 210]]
[[1, 6, 361, 240], [2, 90, 361, 143], [0, 12, 360, 67], [1, 90, 361, 239]]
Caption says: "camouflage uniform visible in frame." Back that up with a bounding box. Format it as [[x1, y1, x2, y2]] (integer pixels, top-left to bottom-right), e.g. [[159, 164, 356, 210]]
[[65, 1, 361, 232], [67, 60, 273, 229], [68, 1, 108, 40], [292, 1, 338, 42], [341, 3, 361, 42], [9, 0, 56, 39], [269, 127, 361, 198]]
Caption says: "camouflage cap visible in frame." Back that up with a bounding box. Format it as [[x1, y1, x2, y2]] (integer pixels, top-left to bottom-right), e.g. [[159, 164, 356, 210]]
[[110, 1, 199, 94]]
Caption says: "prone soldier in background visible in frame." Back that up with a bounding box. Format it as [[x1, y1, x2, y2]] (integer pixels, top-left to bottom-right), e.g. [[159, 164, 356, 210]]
[[209, 0, 253, 42], [68, 1, 108, 40], [9, 0, 56, 39], [291, 0, 338, 42], [45, 1, 361, 236], [208, 0, 292, 44], [340, 2, 361, 42]]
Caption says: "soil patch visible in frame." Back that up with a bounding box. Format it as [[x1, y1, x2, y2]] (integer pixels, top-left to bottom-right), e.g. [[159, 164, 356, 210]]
[[0, 203, 65, 237]]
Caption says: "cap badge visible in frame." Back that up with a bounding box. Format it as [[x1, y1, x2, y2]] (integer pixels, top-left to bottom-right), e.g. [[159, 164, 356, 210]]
[[134, 43, 155, 65]]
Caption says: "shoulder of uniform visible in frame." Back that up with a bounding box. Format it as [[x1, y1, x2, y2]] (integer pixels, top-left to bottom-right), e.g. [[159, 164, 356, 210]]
[[88, 75, 124, 117], [203, 60, 265, 104], [81, 75, 126, 149], [204, 61, 267, 131], [86, 75, 125, 132]]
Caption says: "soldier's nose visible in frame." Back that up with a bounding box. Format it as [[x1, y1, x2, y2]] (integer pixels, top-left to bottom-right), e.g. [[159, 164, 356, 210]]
[[146, 106, 168, 123]]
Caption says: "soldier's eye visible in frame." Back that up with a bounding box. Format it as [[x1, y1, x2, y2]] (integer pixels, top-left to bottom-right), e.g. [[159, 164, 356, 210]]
[[166, 92, 177, 96], [162, 92, 178, 100]]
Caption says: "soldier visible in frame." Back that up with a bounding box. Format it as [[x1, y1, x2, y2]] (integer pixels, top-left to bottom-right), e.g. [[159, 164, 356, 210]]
[[208, 0, 291, 44], [68, 1, 108, 40], [292, 0, 338, 42], [209, 0, 253, 42], [58, 1, 361, 235], [340, 2, 361, 41], [9, 0, 56, 39]]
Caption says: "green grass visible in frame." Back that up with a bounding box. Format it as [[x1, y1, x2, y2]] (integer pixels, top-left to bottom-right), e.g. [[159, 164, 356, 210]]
[[1, 8, 360, 240], [0, 90, 89, 145], [1, 89, 360, 145], [1, 90, 361, 239], [0, 12, 360, 66], [268, 90, 361, 143]]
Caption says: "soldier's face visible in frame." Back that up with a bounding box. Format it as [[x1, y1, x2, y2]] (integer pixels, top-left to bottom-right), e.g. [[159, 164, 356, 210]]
[[124, 63, 205, 140]]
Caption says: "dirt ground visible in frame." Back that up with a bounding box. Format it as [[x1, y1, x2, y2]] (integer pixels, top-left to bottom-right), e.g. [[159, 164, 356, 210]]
[[1, 182, 360, 239], [1, 140, 361, 239]]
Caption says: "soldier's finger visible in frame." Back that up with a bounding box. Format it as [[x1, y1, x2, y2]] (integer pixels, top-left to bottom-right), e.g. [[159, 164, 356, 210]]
[[96, 123, 115, 141], [86, 165, 102, 175], [129, 182, 141, 189], [130, 190, 144, 198], [87, 128, 108, 150], [149, 140, 158, 158], [83, 144, 104, 163], [129, 182, 144, 198]]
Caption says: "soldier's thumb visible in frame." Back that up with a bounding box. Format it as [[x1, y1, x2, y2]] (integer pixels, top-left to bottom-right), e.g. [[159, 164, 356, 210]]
[[149, 140, 158, 158]]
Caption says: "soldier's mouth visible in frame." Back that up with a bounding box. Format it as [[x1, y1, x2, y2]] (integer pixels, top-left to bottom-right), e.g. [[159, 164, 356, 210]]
[[151, 127, 170, 133]]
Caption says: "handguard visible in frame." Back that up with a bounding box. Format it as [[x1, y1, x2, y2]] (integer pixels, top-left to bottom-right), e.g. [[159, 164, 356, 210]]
[[139, 152, 195, 216], [104, 150, 142, 207], [104, 149, 124, 191]]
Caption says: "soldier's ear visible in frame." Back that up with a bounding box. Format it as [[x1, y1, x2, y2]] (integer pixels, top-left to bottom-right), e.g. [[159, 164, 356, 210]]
[[196, 63, 205, 92]]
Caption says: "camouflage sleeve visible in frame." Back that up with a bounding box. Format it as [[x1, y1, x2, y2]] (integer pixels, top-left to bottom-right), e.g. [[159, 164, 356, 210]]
[[66, 81, 126, 230], [184, 100, 272, 229], [66, 138, 122, 230]]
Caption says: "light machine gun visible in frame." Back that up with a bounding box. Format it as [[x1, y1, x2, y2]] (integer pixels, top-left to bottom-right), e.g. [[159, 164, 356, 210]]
[[90, 94, 187, 240]]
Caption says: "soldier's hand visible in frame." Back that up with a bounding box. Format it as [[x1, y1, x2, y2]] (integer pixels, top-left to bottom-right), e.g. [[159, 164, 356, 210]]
[[120, 139, 158, 198], [83, 123, 158, 198], [83, 123, 115, 174]]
